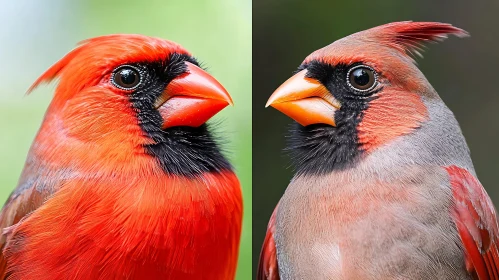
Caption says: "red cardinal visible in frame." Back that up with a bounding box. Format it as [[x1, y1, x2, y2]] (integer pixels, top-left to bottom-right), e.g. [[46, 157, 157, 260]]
[[0, 35, 242, 279], [259, 22, 499, 279]]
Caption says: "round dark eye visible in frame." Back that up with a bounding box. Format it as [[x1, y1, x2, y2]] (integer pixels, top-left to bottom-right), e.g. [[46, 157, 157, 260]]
[[111, 66, 141, 90], [347, 65, 377, 92]]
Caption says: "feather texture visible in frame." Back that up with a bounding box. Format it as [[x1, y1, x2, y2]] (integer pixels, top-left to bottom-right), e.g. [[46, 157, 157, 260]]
[[374, 21, 469, 58], [447, 166, 499, 279], [1, 34, 242, 279]]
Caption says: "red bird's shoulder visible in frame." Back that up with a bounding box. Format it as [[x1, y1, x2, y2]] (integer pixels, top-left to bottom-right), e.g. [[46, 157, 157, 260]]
[[1, 171, 242, 280], [446, 165, 499, 279]]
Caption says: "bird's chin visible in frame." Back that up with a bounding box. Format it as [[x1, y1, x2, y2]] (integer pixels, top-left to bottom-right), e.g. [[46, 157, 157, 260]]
[[157, 96, 229, 129]]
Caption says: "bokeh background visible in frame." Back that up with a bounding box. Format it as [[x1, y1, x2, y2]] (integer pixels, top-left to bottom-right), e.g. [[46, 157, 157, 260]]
[[0, 0, 251, 279], [253, 0, 499, 273]]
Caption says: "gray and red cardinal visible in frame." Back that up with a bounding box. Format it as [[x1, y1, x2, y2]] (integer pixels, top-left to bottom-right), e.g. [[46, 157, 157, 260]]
[[259, 22, 499, 279]]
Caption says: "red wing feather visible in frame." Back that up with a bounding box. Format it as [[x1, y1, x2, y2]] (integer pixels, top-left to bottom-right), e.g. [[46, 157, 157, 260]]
[[447, 165, 499, 279], [258, 205, 280, 280], [0, 179, 57, 279]]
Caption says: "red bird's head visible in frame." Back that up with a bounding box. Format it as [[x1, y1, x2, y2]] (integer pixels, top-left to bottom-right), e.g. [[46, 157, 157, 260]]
[[30, 35, 234, 176], [266, 22, 468, 175]]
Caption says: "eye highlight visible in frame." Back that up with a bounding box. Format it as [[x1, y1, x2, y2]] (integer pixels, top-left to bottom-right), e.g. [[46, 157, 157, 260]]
[[347, 65, 377, 92], [111, 65, 142, 90]]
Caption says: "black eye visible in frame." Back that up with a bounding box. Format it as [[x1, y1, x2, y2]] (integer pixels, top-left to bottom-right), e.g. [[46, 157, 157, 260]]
[[111, 65, 141, 90], [347, 65, 377, 92]]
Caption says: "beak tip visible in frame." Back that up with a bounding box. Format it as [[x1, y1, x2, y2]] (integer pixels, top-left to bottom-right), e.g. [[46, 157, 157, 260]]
[[224, 96, 234, 106], [265, 97, 276, 108]]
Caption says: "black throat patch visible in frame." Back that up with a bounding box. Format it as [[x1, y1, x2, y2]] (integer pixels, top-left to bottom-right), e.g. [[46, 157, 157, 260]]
[[129, 53, 232, 177], [287, 61, 376, 176]]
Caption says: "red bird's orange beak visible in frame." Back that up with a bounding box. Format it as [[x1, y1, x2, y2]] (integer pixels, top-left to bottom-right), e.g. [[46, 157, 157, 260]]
[[155, 62, 233, 129], [265, 70, 341, 127]]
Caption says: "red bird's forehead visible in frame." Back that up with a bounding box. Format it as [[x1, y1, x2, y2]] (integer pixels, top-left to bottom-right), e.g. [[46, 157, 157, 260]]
[[76, 34, 191, 65], [29, 34, 193, 103]]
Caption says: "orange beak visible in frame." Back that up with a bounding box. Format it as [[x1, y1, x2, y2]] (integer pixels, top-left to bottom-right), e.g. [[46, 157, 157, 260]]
[[155, 62, 233, 129], [266, 70, 340, 127]]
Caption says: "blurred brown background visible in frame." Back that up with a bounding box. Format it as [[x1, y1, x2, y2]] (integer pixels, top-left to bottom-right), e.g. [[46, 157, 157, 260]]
[[253, 0, 499, 273]]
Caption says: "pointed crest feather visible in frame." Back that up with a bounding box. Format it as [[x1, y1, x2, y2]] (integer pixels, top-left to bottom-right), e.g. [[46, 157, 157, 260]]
[[27, 35, 132, 94], [373, 21, 469, 58], [27, 43, 87, 94]]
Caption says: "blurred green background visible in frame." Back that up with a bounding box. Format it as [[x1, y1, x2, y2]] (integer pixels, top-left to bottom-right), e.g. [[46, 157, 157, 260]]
[[253, 0, 499, 274], [0, 0, 251, 279]]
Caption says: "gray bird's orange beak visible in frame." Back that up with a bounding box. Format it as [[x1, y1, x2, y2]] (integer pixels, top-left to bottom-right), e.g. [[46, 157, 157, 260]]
[[155, 62, 233, 129], [265, 70, 340, 126]]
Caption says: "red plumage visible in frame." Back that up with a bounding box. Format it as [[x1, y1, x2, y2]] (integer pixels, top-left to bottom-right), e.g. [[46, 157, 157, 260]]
[[0, 35, 242, 279]]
